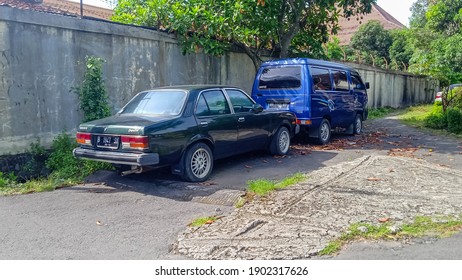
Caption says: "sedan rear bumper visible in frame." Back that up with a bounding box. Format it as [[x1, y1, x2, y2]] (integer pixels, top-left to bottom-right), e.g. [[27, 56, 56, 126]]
[[73, 148, 159, 166]]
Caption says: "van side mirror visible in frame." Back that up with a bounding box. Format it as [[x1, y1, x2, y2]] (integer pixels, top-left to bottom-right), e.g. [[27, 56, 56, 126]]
[[252, 103, 264, 113], [365, 82, 370, 89]]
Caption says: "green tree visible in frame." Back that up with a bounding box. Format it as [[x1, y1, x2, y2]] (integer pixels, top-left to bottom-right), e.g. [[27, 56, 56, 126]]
[[389, 29, 413, 69], [409, 0, 430, 28], [407, 0, 462, 85], [323, 37, 345, 61], [112, 0, 376, 70], [350, 20, 393, 62], [425, 0, 462, 35]]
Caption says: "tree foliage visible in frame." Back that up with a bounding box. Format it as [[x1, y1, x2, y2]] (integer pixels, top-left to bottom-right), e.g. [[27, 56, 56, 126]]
[[349, 20, 393, 63], [389, 29, 413, 68], [112, 0, 375, 69], [73, 56, 111, 122], [425, 0, 462, 35], [407, 0, 462, 85], [409, 0, 430, 28]]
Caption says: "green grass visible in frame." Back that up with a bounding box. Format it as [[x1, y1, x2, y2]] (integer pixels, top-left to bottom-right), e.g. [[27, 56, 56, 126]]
[[247, 172, 306, 196], [189, 216, 218, 227], [0, 175, 79, 196], [368, 107, 398, 120], [319, 215, 462, 256], [233, 173, 307, 208], [396, 104, 434, 127]]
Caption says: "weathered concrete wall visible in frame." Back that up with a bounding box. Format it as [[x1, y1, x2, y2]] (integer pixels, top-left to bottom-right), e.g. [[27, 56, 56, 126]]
[[0, 7, 255, 155], [0, 6, 437, 156], [344, 62, 437, 108]]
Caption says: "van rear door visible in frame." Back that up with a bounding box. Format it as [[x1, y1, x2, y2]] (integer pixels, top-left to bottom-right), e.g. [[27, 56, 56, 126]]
[[251, 65, 308, 119]]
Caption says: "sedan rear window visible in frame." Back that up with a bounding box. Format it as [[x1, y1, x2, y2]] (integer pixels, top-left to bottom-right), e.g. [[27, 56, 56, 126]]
[[121, 90, 187, 115]]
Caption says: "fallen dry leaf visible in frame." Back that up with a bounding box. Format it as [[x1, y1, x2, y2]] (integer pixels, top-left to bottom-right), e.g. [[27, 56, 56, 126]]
[[367, 177, 382, 181], [378, 217, 390, 223]]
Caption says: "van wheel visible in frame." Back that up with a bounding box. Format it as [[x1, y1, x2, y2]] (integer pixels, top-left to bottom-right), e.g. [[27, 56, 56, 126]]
[[270, 126, 291, 155], [317, 119, 331, 145], [352, 114, 362, 135], [182, 142, 213, 182]]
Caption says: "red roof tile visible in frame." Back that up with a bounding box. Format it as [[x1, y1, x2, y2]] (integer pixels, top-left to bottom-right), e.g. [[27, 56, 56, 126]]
[[337, 3, 406, 45], [0, 0, 113, 19]]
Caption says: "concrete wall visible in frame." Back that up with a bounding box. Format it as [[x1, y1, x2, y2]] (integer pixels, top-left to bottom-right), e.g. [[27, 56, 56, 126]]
[[0, 6, 437, 156], [344, 62, 438, 108], [0, 7, 255, 155]]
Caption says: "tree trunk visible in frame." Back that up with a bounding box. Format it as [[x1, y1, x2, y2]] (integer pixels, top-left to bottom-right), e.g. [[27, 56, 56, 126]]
[[233, 41, 263, 72]]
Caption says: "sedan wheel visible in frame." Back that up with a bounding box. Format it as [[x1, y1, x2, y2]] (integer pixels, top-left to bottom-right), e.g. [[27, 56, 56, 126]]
[[270, 126, 290, 155], [182, 142, 213, 182]]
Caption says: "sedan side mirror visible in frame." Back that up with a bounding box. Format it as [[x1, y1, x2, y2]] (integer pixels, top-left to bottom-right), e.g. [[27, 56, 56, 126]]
[[365, 82, 370, 89], [252, 103, 264, 113]]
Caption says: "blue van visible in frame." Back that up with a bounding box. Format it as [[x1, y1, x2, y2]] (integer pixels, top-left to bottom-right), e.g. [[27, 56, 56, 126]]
[[251, 58, 369, 144]]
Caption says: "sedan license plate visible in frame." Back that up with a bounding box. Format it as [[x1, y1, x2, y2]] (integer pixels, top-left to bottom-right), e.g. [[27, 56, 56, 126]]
[[96, 135, 120, 149]]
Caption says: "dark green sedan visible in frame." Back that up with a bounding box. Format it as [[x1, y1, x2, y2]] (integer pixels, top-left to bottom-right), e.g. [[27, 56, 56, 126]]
[[73, 85, 299, 182]]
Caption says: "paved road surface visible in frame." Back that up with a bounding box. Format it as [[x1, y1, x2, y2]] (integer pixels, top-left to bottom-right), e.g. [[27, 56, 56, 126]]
[[1, 115, 461, 259]]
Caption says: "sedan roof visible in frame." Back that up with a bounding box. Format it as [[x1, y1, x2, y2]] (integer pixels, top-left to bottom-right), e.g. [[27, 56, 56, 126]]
[[149, 85, 239, 91]]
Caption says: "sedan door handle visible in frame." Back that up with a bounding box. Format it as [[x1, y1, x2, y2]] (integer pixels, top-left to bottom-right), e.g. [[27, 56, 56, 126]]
[[200, 121, 208, 127], [238, 117, 245, 122]]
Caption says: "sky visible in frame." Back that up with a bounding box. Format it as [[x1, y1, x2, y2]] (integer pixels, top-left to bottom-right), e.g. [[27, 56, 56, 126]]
[[377, 0, 415, 26], [73, 0, 416, 27]]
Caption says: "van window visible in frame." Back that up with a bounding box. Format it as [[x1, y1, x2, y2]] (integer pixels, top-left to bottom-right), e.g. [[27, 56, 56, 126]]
[[332, 70, 349, 92], [258, 66, 301, 89], [351, 73, 366, 90], [311, 67, 332, 91]]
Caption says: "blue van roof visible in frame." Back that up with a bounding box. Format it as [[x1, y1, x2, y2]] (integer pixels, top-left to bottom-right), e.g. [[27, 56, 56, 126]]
[[261, 58, 354, 71]]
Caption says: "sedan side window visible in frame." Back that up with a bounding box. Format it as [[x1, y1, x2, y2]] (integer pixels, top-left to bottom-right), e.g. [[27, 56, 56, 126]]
[[195, 95, 210, 116], [226, 89, 254, 113], [197, 90, 231, 116]]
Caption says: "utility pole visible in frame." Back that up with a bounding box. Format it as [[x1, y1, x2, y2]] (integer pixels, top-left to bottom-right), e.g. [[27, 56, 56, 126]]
[[80, 0, 83, 18]]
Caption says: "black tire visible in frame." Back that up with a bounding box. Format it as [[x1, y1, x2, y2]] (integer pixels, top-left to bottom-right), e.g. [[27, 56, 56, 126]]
[[352, 114, 363, 135], [182, 142, 213, 182], [317, 119, 331, 145], [270, 126, 291, 155]]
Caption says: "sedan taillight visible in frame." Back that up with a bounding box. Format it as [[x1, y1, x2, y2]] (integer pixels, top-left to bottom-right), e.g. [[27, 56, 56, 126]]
[[121, 136, 149, 150], [76, 132, 91, 146]]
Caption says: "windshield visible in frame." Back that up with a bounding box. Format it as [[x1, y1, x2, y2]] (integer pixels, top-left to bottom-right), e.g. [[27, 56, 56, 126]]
[[120, 90, 187, 115]]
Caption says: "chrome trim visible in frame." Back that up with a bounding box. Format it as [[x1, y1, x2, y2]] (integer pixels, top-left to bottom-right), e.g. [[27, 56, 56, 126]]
[[73, 148, 159, 166]]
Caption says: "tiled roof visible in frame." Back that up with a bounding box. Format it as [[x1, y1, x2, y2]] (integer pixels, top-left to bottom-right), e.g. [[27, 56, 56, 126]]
[[337, 3, 405, 45], [0, 0, 76, 16], [0, 0, 113, 19], [43, 0, 113, 19]]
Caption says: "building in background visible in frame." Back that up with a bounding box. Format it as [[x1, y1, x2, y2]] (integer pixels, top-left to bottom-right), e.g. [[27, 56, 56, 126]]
[[337, 3, 405, 45], [0, 0, 113, 19]]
